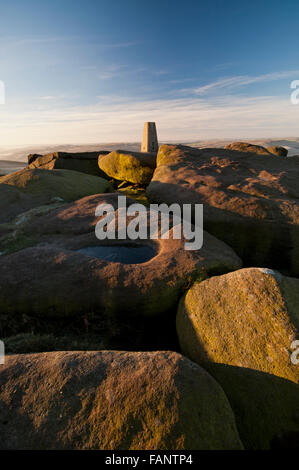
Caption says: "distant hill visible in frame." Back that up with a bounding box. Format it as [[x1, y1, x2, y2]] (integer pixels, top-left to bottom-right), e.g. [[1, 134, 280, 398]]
[[0, 143, 141, 163], [185, 138, 299, 156], [0, 160, 26, 176], [1, 137, 298, 172]]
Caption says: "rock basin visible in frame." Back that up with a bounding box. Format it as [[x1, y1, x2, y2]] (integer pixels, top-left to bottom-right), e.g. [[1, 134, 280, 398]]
[[0, 193, 242, 320], [77, 244, 157, 264]]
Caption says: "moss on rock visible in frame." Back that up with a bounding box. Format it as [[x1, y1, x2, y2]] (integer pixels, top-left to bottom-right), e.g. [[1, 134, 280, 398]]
[[177, 268, 299, 384], [0, 168, 113, 202], [98, 150, 156, 185]]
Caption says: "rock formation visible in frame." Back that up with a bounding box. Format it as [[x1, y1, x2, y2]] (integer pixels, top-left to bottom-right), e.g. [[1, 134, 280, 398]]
[[98, 150, 156, 185], [267, 145, 288, 157], [225, 141, 288, 157], [0, 168, 112, 224], [1, 137, 298, 450], [176, 267, 299, 383], [204, 363, 299, 449], [224, 141, 273, 154], [146, 144, 299, 275], [0, 351, 243, 450], [0, 194, 241, 323], [28, 151, 110, 177]]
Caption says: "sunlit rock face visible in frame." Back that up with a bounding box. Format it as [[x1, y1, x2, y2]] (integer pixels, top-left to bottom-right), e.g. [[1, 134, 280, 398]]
[[147, 144, 299, 275], [266, 145, 288, 157], [0, 351, 244, 450], [98, 150, 156, 184], [224, 141, 274, 154], [225, 141, 288, 157], [176, 266, 299, 449], [177, 267, 299, 384], [28, 151, 110, 178], [0, 168, 113, 224]]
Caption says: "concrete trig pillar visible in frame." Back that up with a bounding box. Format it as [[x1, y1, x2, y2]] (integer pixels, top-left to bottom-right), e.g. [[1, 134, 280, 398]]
[[141, 122, 158, 153]]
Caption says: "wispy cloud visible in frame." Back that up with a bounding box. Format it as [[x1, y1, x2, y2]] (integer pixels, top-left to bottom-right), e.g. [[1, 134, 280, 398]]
[[39, 96, 58, 101], [212, 62, 237, 71], [2, 36, 140, 49], [98, 41, 140, 49], [153, 69, 169, 76], [182, 70, 299, 95], [97, 65, 127, 80], [5, 36, 77, 46], [1, 93, 298, 146], [169, 78, 196, 84], [85, 64, 169, 80]]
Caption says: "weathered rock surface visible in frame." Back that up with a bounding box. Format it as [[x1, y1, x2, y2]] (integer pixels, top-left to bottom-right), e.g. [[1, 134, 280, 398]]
[[0, 168, 113, 224], [224, 141, 273, 155], [224, 142, 288, 157], [226, 142, 287, 157], [0, 193, 242, 321], [0, 184, 38, 225], [267, 145, 288, 157], [1, 168, 112, 201], [176, 268, 299, 384], [28, 151, 110, 177], [147, 144, 299, 275], [98, 150, 156, 184], [205, 364, 299, 449], [0, 351, 243, 450]]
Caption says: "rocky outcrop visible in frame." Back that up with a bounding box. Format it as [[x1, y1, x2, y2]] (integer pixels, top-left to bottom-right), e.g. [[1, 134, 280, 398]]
[[225, 142, 288, 157], [0, 351, 243, 450], [146, 144, 299, 275], [28, 151, 110, 177], [224, 141, 272, 155], [98, 150, 156, 184], [1, 168, 113, 200], [0, 194, 241, 324], [267, 145, 288, 157], [0, 168, 113, 224], [0, 184, 38, 225], [176, 268, 299, 384]]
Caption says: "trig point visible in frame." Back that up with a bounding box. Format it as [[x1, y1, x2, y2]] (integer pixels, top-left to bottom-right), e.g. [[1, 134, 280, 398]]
[[141, 122, 158, 153]]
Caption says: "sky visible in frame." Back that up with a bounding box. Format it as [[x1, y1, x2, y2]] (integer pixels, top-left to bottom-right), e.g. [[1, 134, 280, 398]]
[[1, 0, 299, 146]]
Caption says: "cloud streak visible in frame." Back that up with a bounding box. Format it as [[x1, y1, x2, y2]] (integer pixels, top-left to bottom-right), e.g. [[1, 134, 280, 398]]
[[2, 36, 140, 49], [182, 70, 299, 95], [1, 93, 298, 146]]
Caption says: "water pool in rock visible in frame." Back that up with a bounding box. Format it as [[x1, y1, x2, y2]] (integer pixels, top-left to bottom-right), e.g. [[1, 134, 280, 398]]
[[77, 245, 156, 264]]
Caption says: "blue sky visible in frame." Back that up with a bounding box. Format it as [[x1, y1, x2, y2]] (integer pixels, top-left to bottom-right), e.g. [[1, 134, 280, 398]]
[[0, 0, 299, 145]]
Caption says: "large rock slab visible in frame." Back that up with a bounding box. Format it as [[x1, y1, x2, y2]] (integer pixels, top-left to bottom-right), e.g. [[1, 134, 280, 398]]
[[99, 150, 156, 184], [146, 144, 299, 275], [0, 168, 113, 224], [0, 193, 242, 321], [205, 364, 299, 449], [225, 142, 288, 157], [267, 145, 288, 157], [224, 141, 273, 155], [28, 151, 110, 177], [0, 168, 112, 201], [0, 351, 243, 450], [177, 268, 299, 383]]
